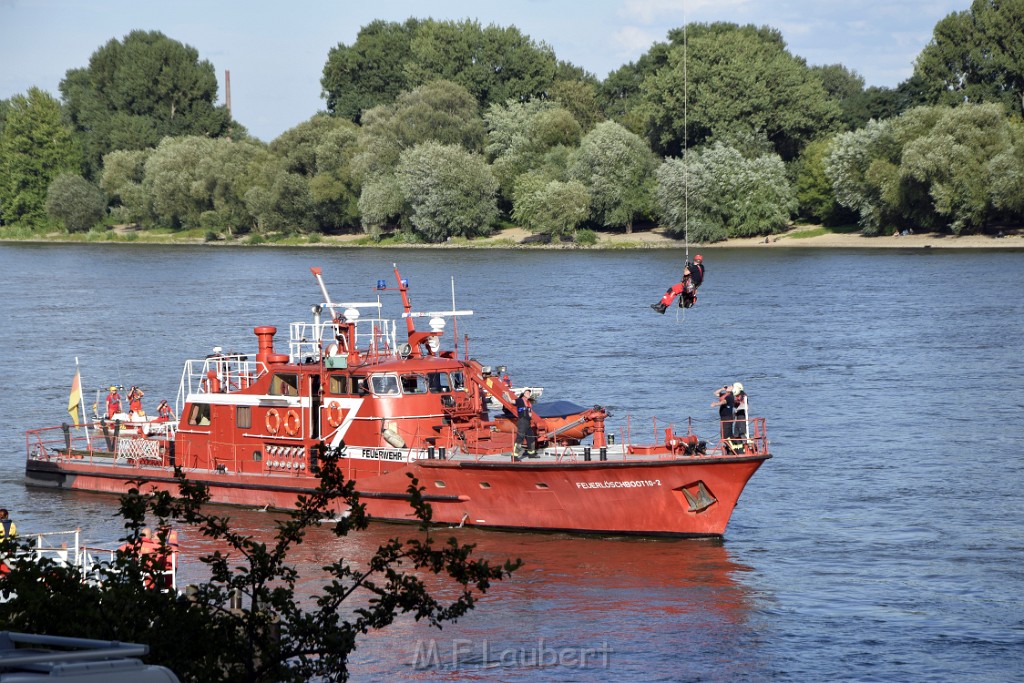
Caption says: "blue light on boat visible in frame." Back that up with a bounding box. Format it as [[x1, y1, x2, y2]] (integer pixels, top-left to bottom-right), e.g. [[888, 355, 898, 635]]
[[401, 279, 409, 288], [376, 279, 386, 290]]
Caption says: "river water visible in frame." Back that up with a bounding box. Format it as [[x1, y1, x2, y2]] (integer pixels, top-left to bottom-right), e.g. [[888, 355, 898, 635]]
[[1, 243, 1022, 681]]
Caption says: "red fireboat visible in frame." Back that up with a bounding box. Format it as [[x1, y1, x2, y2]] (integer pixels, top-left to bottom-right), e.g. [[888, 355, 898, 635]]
[[25, 265, 770, 537]]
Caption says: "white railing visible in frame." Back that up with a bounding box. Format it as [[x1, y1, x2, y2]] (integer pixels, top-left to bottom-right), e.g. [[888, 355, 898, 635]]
[[176, 354, 264, 413], [288, 317, 399, 363]]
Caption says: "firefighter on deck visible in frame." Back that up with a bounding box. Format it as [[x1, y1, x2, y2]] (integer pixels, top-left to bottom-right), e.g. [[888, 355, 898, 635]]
[[127, 385, 145, 417], [651, 254, 704, 313], [157, 399, 174, 421], [514, 389, 537, 459], [105, 386, 122, 419]]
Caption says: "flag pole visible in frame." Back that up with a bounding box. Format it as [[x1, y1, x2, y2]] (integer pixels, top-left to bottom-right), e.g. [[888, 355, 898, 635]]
[[76, 357, 91, 448]]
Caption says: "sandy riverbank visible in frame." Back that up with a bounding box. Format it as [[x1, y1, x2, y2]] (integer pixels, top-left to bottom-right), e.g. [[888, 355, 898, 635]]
[[307, 225, 1024, 249], [585, 226, 1024, 250], [6, 225, 1024, 249]]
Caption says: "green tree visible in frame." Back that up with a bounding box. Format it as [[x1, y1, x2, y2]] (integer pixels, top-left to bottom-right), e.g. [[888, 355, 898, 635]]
[[0, 87, 82, 227], [322, 19, 559, 122], [637, 23, 841, 161], [598, 44, 672, 132], [899, 103, 1023, 233], [792, 138, 857, 226], [352, 80, 485, 184], [812, 64, 869, 130], [270, 115, 362, 230], [0, 449, 519, 683], [245, 170, 316, 235], [512, 174, 590, 239], [140, 136, 274, 234], [825, 118, 934, 235], [45, 173, 106, 232], [656, 143, 795, 242], [353, 81, 485, 235], [913, 0, 1024, 117], [569, 121, 657, 233], [143, 136, 220, 229], [406, 20, 558, 108], [395, 141, 498, 242], [0, 98, 10, 136], [824, 119, 900, 235], [310, 124, 363, 230], [60, 30, 233, 178], [485, 99, 582, 201], [100, 148, 152, 225], [357, 174, 405, 236], [547, 78, 604, 131], [321, 19, 421, 122]]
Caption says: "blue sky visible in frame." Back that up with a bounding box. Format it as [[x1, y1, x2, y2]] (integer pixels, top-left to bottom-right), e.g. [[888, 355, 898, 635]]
[[1, 0, 970, 142]]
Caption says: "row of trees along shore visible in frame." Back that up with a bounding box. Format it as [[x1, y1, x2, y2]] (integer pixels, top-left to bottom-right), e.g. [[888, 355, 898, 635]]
[[3, 5, 1024, 244]]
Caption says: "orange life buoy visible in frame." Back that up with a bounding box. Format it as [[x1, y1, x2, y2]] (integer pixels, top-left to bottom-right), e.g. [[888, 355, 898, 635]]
[[284, 409, 300, 437], [265, 408, 281, 435], [327, 402, 343, 428]]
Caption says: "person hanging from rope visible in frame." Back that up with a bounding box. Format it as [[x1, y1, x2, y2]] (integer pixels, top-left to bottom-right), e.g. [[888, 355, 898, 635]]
[[650, 254, 704, 313]]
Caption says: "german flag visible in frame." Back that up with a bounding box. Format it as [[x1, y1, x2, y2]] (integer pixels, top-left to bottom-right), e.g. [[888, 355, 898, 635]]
[[68, 368, 83, 426]]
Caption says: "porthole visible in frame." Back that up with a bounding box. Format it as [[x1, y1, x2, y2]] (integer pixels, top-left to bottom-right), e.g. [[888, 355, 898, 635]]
[[535, 483, 549, 490], [479, 482, 491, 489], [434, 480, 446, 488]]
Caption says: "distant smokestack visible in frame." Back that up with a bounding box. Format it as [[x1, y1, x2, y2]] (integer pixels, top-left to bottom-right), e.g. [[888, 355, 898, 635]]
[[225, 69, 232, 115]]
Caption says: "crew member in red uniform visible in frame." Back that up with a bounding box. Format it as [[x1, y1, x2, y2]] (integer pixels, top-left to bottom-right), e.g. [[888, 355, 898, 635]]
[[157, 399, 174, 421], [106, 386, 122, 419], [651, 254, 705, 313], [127, 385, 144, 417]]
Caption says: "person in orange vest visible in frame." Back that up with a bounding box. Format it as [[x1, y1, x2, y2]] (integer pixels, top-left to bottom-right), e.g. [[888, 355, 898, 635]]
[[157, 399, 174, 421], [128, 385, 145, 417], [651, 254, 705, 313], [106, 386, 122, 419]]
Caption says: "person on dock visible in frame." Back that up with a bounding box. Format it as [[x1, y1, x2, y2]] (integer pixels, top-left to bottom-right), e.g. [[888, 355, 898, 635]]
[[514, 389, 537, 459], [0, 509, 17, 541], [651, 254, 705, 313], [712, 383, 736, 441], [105, 386, 122, 419]]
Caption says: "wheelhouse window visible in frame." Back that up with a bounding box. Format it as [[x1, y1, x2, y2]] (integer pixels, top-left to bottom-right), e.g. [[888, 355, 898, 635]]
[[236, 406, 252, 429], [270, 373, 299, 397], [369, 374, 400, 396], [427, 372, 451, 393], [188, 403, 211, 426], [328, 374, 348, 395], [352, 376, 368, 396], [451, 371, 466, 391], [401, 374, 428, 394]]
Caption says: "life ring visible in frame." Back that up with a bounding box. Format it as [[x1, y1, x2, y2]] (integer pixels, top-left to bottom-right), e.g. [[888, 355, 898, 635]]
[[284, 410, 300, 437], [326, 402, 343, 428], [265, 408, 281, 435]]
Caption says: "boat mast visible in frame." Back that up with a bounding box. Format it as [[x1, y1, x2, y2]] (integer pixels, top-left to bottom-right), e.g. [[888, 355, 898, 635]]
[[310, 267, 339, 321]]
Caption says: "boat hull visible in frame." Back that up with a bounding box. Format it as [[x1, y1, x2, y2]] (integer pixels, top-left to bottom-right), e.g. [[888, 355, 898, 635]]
[[25, 453, 768, 537]]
